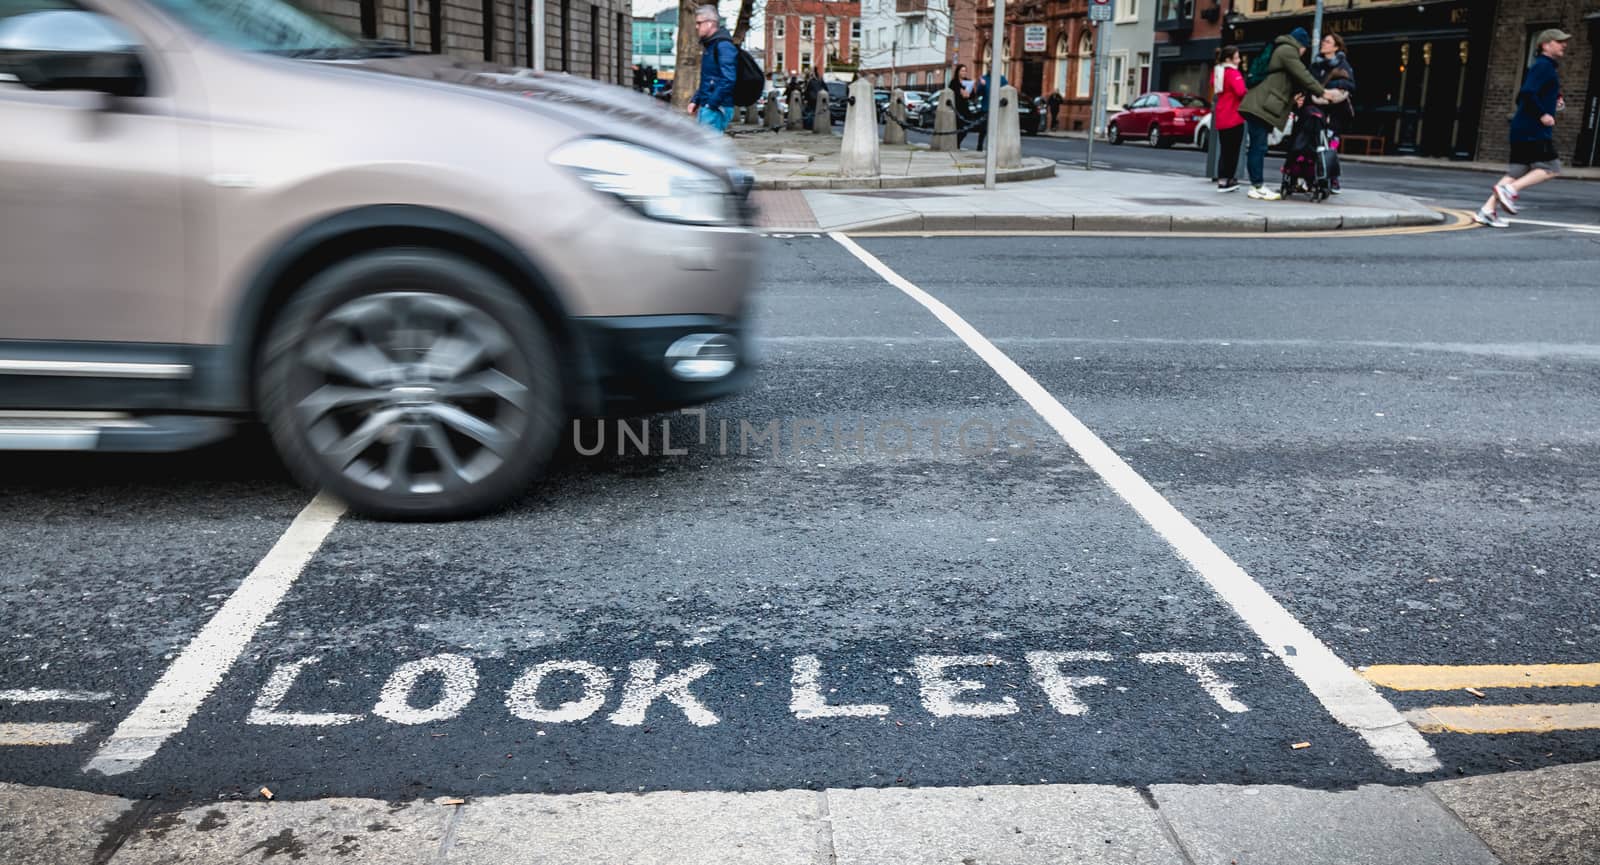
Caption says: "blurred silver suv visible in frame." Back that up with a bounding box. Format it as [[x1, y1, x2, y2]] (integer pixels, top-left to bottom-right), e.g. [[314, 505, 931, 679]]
[[0, 0, 756, 519]]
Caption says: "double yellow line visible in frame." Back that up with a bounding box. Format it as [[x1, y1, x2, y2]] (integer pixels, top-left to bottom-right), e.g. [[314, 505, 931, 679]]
[[1362, 663, 1600, 734]]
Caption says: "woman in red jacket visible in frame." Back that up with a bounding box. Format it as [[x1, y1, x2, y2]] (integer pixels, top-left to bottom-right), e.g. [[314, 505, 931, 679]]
[[1211, 46, 1248, 192]]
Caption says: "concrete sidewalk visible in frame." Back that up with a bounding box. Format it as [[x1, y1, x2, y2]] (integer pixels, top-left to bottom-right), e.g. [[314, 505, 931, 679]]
[[8, 761, 1599, 864], [734, 130, 1055, 190], [754, 167, 1448, 234]]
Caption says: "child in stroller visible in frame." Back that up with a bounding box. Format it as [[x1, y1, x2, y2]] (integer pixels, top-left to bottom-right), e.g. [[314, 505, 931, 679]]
[[1279, 97, 1337, 202]]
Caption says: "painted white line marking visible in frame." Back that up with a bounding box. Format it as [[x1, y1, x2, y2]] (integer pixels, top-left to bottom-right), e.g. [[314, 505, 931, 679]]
[[84, 494, 345, 776], [0, 722, 96, 746], [247, 657, 363, 727], [1139, 652, 1251, 713], [1507, 217, 1600, 234], [831, 233, 1440, 773], [790, 655, 891, 719], [608, 660, 720, 727], [913, 655, 1019, 718], [1025, 651, 1112, 716], [0, 689, 110, 702], [506, 660, 613, 723], [374, 654, 480, 725]]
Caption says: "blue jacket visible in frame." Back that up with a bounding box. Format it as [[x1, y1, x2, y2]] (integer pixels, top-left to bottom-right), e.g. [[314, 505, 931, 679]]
[[1511, 54, 1561, 142], [693, 29, 738, 109]]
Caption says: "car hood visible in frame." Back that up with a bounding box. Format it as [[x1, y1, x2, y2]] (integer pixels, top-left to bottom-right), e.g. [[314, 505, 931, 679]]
[[343, 53, 737, 175]]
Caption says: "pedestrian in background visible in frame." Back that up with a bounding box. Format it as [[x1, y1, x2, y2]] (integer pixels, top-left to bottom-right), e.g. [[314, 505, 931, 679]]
[[949, 63, 973, 149], [1238, 27, 1338, 201], [1211, 45, 1247, 192], [804, 67, 825, 130], [1310, 32, 1356, 193], [686, 5, 737, 133], [1475, 28, 1571, 228], [1047, 90, 1063, 132]]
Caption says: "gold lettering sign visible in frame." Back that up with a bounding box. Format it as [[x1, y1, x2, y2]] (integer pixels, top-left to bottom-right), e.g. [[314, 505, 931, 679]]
[[1450, 8, 1468, 25], [1328, 18, 1364, 35]]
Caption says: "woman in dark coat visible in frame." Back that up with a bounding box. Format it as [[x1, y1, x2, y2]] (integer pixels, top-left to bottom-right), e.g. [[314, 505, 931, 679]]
[[1310, 33, 1356, 192]]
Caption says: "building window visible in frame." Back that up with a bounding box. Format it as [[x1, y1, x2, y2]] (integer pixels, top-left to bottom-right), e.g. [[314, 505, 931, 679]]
[[801, 50, 812, 73], [775, 50, 785, 76], [1114, 0, 1137, 23], [775, 17, 784, 39], [800, 17, 813, 40], [1252, 0, 1267, 11], [826, 18, 838, 40], [1075, 30, 1092, 98], [1108, 51, 1127, 108]]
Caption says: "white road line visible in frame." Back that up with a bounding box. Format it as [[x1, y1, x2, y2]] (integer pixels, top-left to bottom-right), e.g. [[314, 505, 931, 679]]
[[0, 722, 95, 746], [0, 689, 110, 702], [1508, 217, 1600, 234], [830, 233, 1441, 774], [84, 494, 345, 776]]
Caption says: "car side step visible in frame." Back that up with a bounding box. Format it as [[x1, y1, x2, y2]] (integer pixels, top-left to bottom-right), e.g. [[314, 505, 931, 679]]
[[0, 413, 234, 452]]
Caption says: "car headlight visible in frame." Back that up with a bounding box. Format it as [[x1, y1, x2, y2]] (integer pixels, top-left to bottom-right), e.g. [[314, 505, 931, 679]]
[[549, 138, 734, 226]]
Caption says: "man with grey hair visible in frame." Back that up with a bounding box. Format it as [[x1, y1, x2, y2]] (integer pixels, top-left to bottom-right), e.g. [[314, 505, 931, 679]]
[[687, 4, 738, 132]]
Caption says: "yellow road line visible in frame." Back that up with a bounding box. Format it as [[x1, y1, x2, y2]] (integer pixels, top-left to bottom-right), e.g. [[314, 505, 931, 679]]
[[0, 722, 94, 746], [1361, 663, 1600, 691], [1405, 703, 1600, 735]]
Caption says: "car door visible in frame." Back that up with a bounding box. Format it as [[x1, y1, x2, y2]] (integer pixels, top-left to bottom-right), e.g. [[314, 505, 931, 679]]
[[0, 0, 186, 347], [1124, 94, 1154, 135]]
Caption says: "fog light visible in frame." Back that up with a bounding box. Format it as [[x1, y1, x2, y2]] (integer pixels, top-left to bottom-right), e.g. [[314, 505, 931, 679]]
[[666, 334, 739, 381]]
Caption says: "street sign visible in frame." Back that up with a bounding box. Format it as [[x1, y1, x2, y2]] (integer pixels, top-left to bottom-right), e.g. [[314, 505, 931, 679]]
[[1088, 0, 1112, 22], [1024, 24, 1047, 53]]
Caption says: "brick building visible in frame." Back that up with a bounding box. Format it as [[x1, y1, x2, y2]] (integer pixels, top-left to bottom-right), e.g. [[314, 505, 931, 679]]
[[1478, 0, 1598, 167], [1151, 0, 1226, 99], [975, 0, 1095, 130], [855, 0, 979, 93], [304, 0, 633, 85], [765, 0, 862, 82]]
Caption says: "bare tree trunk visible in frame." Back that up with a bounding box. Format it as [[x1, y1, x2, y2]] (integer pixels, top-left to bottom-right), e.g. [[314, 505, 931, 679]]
[[671, 0, 702, 109], [731, 0, 758, 45]]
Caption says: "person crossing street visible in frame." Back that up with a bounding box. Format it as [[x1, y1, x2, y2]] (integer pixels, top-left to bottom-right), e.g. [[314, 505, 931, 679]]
[[1475, 29, 1571, 228]]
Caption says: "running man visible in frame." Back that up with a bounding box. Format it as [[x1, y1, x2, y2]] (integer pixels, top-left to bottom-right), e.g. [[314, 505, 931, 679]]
[[1476, 28, 1571, 228]]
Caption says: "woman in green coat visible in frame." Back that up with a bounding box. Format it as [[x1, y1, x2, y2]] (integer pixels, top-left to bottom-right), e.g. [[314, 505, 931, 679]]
[[1237, 28, 1345, 200]]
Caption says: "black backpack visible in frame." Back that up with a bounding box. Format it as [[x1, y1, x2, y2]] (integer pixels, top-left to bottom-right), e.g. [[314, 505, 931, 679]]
[[714, 37, 765, 107]]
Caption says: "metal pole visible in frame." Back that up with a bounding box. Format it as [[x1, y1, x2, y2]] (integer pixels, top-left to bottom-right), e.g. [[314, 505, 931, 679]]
[[406, 0, 415, 48], [1085, 22, 1104, 171], [984, 0, 1004, 189], [1311, 0, 1324, 59], [533, 0, 546, 70]]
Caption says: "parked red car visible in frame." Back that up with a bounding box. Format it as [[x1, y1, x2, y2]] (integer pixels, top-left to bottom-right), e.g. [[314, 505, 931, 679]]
[[1107, 92, 1211, 148]]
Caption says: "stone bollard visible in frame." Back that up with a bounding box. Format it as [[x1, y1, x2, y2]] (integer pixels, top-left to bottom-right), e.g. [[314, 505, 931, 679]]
[[786, 91, 803, 131], [930, 87, 957, 152], [840, 78, 880, 177], [993, 85, 1022, 169], [883, 88, 908, 145], [765, 95, 783, 129], [814, 90, 832, 134]]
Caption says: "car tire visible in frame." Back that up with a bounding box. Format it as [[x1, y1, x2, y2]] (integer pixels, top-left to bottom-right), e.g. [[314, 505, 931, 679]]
[[257, 249, 563, 521], [1194, 128, 1208, 151], [1148, 126, 1165, 148], [1108, 122, 1122, 145]]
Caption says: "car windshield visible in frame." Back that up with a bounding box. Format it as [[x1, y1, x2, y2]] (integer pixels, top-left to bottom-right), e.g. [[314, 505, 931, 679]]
[[142, 0, 400, 56], [1170, 94, 1207, 108]]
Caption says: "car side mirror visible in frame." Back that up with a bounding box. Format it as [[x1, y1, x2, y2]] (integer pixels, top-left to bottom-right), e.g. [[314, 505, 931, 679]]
[[0, 10, 147, 98], [1122, 103, 1133, 111]]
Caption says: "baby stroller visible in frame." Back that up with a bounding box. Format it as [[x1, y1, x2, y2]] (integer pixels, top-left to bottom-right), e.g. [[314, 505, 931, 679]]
[[1278, 102, 1336, 203]]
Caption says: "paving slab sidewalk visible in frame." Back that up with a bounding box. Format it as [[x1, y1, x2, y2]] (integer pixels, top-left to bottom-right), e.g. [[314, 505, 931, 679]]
[[10, 762, 1600, 864], [734, 129, 1055, 190], [755, 169, 1446, 234]]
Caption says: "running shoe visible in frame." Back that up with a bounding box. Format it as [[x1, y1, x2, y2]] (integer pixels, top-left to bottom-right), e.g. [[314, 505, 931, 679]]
[[1473, 208, 1509, 228], [1494, 183, 1521, 214]]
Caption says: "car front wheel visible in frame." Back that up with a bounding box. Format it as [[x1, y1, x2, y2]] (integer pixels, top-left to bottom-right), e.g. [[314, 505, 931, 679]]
[[258, 249, 563, 520], [1108, 122, 1122, 144]]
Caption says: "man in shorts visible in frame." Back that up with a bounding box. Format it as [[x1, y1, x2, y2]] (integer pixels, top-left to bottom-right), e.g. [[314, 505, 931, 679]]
[[1476, 28, 1570, 228]]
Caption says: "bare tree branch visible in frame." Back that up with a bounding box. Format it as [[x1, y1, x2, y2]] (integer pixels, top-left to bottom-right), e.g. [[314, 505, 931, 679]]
[[731, 0, 759, 45]]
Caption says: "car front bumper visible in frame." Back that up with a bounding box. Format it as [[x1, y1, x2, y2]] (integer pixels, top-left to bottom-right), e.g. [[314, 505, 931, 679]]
[[571, 313, 753, 416]]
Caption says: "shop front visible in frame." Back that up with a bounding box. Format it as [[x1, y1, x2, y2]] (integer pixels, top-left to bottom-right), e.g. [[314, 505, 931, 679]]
[[1227, 0, 1496, 159]]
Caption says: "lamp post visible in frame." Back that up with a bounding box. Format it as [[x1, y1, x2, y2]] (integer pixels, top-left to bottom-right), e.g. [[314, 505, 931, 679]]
[[984, 0, 1004, 189]]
